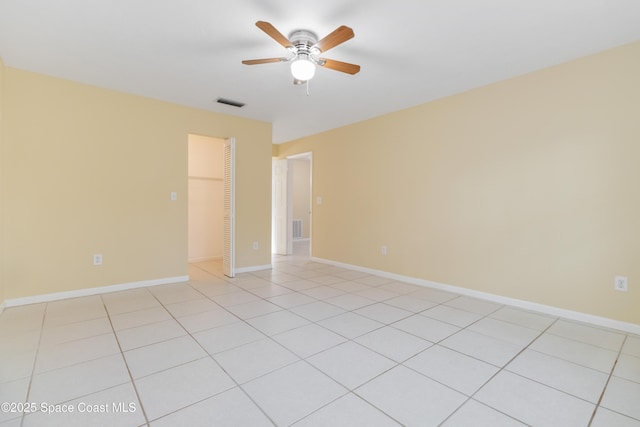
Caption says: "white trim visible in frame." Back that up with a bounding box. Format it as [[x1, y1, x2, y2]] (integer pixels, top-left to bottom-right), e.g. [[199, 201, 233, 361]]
[[3, 276, 190, 308], [312, 257, 640, 335], [235, 264, 273, 274]]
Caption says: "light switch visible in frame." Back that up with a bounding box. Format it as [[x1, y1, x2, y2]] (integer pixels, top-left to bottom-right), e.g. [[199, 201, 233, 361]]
[[171, 192, 177, 201], [316, 196, 323, 205]]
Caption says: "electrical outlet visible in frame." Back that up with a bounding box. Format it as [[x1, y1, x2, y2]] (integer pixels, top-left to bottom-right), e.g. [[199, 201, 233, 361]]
[[614, 276, 628, 292], [252, 241, 259, 250], [93, 254, 103, 266], [381, 245, 387, 256]]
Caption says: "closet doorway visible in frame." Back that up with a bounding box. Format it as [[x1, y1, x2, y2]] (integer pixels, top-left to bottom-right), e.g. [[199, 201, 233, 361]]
[[187, 134, 225, 264]]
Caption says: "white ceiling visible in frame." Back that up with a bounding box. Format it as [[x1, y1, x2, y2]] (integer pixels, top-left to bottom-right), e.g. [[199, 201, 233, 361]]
[[1, 0, 639, 143]]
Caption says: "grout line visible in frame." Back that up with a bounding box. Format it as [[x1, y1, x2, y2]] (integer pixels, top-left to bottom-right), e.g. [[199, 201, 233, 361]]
[[587, 335, 627, 426], [145, 280, 280, 426], [20, 303, 48, 427], [101, 295, 151, 426], [437, 317, 560, 426], [12, 298, 150, 426], [243, 262, 458, 425], [192, 257, 408, 425]]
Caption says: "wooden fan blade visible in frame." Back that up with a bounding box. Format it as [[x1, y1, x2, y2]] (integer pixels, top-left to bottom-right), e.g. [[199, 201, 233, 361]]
[[255, 21, 293, 49], [319, 58, 361, 75], [242, 57, 287, 65], [313, 26, 354, 53]]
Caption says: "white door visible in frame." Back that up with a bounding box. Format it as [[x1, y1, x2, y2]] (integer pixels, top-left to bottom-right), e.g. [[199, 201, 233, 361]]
[[272, 159, 291, 255], [223, 138, 235, 277]]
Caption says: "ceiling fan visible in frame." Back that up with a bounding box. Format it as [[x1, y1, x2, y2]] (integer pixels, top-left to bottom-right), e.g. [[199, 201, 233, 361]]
[[242, 21, 361, 84]]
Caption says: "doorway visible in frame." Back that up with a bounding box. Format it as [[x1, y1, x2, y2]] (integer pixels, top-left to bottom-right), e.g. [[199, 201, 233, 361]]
[[272, 152, 312, 257], [187, 134, 235, 276]]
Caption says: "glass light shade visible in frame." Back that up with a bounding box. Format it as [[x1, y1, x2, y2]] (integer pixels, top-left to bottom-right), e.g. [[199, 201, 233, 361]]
[[290, 58, 315, 81]]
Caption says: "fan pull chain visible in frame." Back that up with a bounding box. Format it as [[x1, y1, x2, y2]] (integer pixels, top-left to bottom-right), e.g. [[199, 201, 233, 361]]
[[306, 79, 310, 96]]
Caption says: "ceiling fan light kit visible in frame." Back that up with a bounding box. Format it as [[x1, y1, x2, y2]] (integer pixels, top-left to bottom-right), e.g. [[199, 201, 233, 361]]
[[242, 21, 360, 86], [290, 55, 316, 81]]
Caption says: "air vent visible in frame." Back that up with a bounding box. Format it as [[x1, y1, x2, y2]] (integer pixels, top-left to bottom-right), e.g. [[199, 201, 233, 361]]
[[216, 98, 245, 108]]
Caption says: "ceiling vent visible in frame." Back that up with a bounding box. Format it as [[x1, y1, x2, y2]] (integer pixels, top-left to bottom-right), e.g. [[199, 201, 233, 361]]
[[216, 98, 245, 108]]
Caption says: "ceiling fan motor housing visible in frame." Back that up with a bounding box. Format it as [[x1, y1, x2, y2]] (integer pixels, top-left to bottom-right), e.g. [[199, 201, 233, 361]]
[[289, 30, 320, 57]]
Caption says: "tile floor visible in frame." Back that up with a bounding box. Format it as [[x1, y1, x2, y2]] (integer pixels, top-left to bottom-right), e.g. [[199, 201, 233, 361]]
[[1, 243, 639, 426]]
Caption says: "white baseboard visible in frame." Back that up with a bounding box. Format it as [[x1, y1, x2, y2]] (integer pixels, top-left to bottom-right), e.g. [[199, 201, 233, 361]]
[[4, 275, 190, 308], [235, 264, 273, 274], [312, 257, 640, 335]]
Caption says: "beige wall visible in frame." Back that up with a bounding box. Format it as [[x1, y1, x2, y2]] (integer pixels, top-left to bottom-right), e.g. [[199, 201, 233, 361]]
[[2, 67, 272, 300], [278, 41, 640, 324]]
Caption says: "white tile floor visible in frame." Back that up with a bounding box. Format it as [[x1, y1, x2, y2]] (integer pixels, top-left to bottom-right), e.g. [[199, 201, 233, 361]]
[[1, 242, 640, 426]]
